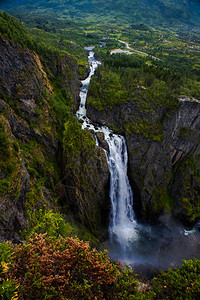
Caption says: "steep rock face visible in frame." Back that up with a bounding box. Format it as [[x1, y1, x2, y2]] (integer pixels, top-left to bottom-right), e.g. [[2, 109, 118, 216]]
[[0, 36, 58, 152], [63, 139, 110, 238], [87, 100, 200, 225], [41, 53, 81, 111], [0, 35, 110, 241], [165, 102, 200, 224], [0, 115, 30, 241], [0, 36, 58, 241], [0, 37, 51, 98]]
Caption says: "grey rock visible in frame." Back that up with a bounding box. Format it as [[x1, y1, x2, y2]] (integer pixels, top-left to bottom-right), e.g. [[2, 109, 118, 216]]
[[87, 99, 200, 224], [63, 145, 110, 238], [96, 132, 109, 152]]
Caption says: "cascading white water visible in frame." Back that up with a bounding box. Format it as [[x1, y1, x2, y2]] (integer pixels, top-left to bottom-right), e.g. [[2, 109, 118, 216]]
[[75, 46, 200, 272], [76, 47, 100, 120], [102, 130, 137, 251], [76, 47, 200, 268], [76, 47, 138, 256]]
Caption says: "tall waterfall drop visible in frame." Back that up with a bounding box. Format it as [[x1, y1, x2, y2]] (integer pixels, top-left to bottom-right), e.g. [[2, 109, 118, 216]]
[[77, 47, 200, 268], [103, 131, 137, 251], [76, 48, 138, 257]]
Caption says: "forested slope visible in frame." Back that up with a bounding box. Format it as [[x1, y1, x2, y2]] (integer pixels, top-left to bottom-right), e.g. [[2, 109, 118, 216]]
[[0, 11, 109, 243], [1, 0, 200, 30]]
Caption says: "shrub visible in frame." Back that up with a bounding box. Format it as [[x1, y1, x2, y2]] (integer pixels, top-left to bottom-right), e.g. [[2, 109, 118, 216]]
[[0, 241, 13, 267], [5, 234, 140, 299], [22, 209, 73, 240], [152, 258, 200, 299], [0, 278, 19, 300], [0, 242, 19, 300]]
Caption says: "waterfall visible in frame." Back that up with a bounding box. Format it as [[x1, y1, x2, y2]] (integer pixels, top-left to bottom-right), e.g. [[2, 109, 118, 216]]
[[76, 48, 137, 257], [101, 129, 137, 253], [76, 47, 200, 268]]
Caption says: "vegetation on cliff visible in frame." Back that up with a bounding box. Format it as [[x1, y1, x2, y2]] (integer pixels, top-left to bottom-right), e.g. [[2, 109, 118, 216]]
[[0, 10, 107, 245], [87, 45, 200, 224], [0, 6, 200, 299], [0, 10, 89, 66], [63, 117, 109, 237], [87, 53, 180, 139]]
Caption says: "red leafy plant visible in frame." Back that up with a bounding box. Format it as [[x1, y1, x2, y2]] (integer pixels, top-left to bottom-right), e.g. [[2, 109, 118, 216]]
[[5, 234, 139, 299]]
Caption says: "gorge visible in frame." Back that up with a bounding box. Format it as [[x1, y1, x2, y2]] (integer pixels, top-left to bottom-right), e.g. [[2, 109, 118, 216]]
[[1, 4, 200, 297], [77, 48, 138, 259], [77, 48, 200, 269], [0, 22, 199, 266]]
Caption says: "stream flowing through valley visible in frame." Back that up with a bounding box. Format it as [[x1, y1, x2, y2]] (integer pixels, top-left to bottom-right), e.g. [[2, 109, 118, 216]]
[[76, 48, 200, 273]]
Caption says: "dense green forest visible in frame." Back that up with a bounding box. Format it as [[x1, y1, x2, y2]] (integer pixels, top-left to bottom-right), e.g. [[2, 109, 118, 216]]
[[87, 49, 199, 138], [1, 0, 200, 31], [0, 3, 200, 299]]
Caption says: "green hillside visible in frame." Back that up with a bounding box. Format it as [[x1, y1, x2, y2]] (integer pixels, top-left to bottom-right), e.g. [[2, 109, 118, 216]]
[[1, 0, 200, 31], [1, 6, 200, 299]]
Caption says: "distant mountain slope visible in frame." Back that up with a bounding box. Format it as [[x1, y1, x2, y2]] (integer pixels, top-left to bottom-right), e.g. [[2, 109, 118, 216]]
[[0, 0, 200, 30]]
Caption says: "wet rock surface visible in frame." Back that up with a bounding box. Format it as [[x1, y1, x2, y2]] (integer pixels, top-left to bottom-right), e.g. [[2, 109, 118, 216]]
[[87, 99, 200, 225], [63, 145, 110, 238], [96, 132, 109, 152], [157, 232, 200, 268], [132, 263, 162, 279]]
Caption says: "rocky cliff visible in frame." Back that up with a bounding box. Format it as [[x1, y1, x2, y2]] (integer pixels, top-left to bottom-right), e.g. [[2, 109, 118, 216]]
[[0, 34, 109, 241], [87, 95, 200, 225], [0, 36, 57, 241], [63, 143, 110, 237]]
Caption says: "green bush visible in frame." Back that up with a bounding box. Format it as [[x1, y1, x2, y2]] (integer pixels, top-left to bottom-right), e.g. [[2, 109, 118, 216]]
[[22, 209, 74, 240], [152, 258, 200, 299], [0, 278, 19, 300], [63, 116, 96, 169], [0, 242, 19, 300], [0, 241, 13, 271]]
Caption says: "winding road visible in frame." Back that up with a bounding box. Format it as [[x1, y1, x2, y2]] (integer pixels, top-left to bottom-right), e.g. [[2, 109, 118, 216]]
[[111, 39, 160, 60]]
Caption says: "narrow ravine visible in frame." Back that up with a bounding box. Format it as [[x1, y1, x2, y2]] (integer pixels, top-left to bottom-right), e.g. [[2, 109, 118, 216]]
[[76, 47, 200, 270], [76, 47, 138, 258]]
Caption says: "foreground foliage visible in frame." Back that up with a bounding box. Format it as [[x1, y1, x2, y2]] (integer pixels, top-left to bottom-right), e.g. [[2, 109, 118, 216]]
[[0, 234, 200, 300], [1, 234, 200, 299], [0, 234, 142, 299], [152, 258, 200, 299]]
